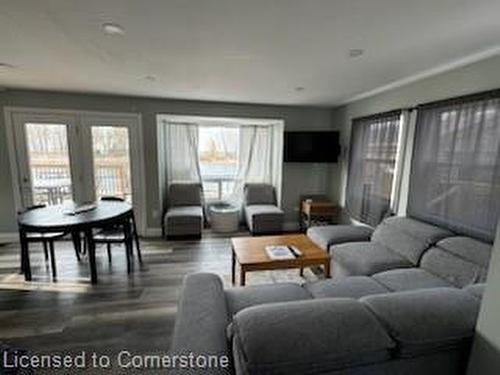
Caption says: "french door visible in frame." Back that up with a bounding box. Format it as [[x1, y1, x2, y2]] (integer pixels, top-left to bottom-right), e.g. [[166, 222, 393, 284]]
[[6, 109, 145, 233]]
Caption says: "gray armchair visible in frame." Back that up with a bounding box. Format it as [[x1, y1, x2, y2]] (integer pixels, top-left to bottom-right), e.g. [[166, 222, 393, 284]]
[[244, 183, 284, 235], [164, 183, 204, 239]]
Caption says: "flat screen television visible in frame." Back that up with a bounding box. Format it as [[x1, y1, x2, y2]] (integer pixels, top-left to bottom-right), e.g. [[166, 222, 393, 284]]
[[284, 131, 340, 163]]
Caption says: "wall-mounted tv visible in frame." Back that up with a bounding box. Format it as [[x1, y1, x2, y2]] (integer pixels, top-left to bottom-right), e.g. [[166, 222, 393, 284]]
[[284, 131, 340, 163]]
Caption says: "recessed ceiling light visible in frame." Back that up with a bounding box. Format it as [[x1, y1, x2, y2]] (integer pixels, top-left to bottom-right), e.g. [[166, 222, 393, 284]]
[[294, 86, 305, 92], [349, 49, 365, 58], [102, 23, 125, 36]]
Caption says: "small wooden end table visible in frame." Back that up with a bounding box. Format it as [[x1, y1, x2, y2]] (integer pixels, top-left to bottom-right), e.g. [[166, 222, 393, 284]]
[[231, 234, 330, 286], [301, 199, 339, 230]]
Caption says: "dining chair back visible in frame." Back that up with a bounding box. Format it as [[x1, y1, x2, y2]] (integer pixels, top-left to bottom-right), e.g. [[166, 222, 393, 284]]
[[17, 204, 68, 280], [93, 196, 142, 270]]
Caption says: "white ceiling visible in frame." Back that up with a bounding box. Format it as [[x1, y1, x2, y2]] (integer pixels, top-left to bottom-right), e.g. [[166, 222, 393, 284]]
[[1, 0, 499, 106]]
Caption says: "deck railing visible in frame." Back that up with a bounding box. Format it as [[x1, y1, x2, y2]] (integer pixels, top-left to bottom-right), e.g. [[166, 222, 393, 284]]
[[31, 158, 131, 204]]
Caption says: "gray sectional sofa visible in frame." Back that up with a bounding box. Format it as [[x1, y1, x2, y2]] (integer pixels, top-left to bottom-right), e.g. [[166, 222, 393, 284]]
[[169, 216, 492, 375], [307, 216, 491, 287]]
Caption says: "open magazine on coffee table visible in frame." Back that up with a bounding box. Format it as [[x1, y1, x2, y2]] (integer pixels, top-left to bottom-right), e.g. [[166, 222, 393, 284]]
[[265, 245, 303, 260]]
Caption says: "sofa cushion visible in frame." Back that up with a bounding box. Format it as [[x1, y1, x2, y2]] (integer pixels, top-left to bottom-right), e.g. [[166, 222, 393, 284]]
[[244, 183, 276, 205], [166, 206, 203, 220], [373, 268, 452, 292], [304, 276, 389, 299], [165, 206, 203, 236], [420, 247, 488, 288], [380, 216, 453, 244], [332, 242, 413, 278], [307, 225, 373, 251], [226, 283, 312, 315], [169, 183, 202, 207], [361, 288, 480, 357], [371, 217, 452, 264], [463, 283, 485, 300], [231, 298, 394, 375], [437, 236, 492, 268]]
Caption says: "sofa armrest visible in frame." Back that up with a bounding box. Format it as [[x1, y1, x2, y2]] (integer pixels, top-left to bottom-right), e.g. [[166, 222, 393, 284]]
[[307, 225, 373, 251], [169, 273, 232, 374]]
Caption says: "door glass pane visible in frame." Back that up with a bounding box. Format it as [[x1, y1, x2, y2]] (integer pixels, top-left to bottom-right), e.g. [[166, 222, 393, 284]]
[[25, 123, 73, 205], [91, 126, 132, 202]]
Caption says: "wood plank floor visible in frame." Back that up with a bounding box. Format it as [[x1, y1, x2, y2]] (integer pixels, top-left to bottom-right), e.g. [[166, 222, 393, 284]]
[[0, 231, 321, 373]]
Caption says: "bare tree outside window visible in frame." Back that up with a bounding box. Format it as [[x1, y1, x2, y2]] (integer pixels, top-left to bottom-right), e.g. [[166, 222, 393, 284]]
[[25, 123, 73, 205]]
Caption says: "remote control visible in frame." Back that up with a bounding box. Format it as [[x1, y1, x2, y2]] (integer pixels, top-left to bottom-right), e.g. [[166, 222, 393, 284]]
[[290, 245, 302, 256]]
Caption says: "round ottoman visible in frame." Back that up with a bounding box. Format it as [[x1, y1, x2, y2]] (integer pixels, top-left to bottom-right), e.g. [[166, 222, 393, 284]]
[[210, 203, 239, 233]]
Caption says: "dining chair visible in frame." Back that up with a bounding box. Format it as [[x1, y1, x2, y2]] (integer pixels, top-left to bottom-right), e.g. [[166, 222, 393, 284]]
[[19, 204, 69, 280], [92, 196, 142, 270]]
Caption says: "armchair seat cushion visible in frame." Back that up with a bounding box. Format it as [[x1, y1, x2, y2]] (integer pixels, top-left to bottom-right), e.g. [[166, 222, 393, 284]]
[[307, 225, 373, 252], [165, 206, 203, 236], [245, 204, 284, 234], [372, 268, 452, 292], [332, 242, 412, 279]]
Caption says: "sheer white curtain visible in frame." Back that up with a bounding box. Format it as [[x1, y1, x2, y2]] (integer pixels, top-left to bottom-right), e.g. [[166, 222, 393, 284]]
[[230, 123, 284, 206], [165, 122, 202, 184]]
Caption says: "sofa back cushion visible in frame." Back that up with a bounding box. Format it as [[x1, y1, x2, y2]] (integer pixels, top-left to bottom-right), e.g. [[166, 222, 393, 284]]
[[436, 236, 492, 269], [371, 216, 453, 264], [230, 298, 394, 375], [169, 183, 202, 207], [244, 183, 276, 205], [420, 237, 492, 287], [361, 288, 480, 358]]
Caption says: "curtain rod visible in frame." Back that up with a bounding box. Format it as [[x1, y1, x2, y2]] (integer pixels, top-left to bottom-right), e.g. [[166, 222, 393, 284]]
[[417, 88, 500, 109], [352, 109, 403, 122], [351, 87, 500, 122]]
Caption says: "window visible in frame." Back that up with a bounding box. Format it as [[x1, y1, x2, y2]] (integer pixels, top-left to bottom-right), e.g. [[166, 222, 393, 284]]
[[91, 126, 132, 202], [25, 123, 73, 205], [198, 126, 239, 201], [345, 111, 401, 226], [158, 115, 284, 210], [408, 94, 500, 241]]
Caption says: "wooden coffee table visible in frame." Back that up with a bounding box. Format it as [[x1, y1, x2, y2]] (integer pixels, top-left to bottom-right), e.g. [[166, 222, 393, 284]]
[[231, 234, 330, 286]]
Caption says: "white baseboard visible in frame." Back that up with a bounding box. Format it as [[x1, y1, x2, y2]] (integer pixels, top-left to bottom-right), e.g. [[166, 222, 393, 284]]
[[143, 227, 162, 238], [0, 232, 19, 244]]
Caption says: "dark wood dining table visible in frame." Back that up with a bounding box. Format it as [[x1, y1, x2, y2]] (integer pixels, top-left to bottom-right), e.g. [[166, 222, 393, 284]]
[[17, 201, 134, 284]]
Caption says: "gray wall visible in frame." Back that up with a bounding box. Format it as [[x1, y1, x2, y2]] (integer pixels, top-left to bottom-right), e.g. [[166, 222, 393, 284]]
[[0, 89, 338, 233], [332, 54, 500, 208]]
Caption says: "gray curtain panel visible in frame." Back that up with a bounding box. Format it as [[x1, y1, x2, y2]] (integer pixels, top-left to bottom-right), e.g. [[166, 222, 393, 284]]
[[346, 111, 401, 226], [408, 93, 500, 242]]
